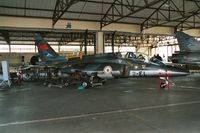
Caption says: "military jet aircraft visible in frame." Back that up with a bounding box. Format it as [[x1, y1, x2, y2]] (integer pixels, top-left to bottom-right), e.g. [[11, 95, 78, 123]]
[[172, 31, 200, 65], [32, 34, 188, 82]]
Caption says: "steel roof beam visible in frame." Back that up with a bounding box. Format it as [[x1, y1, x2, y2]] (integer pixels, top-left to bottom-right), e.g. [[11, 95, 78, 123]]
[[0, 3, 184, 13], [100, 0, 162, 29], [52, 0, 79, 27], [175, 9, 200, 31], [2, 13, 200, 28], [141, 0, 168, 32], [0, 6, 181, 22], [78, 0, 183, 13], [186, 0, 200, 2], [164, 1, 200, 31], [146, 0, 200, 31], [140, 0, 196, 30]]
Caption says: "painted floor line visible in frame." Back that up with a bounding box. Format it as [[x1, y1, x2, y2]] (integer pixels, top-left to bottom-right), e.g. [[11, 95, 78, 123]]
[[0, 100, 200, 127]]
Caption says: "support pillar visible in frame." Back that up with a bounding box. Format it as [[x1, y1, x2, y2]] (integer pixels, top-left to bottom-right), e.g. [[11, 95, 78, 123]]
[[35, 46, 37, 53], [93, 34, 96, 55], [58, 44, 60, 53], [84, 29, 88, 55], [8, 44, 11, 53], [95, 32, 104, 54], [111, 31, 116, 54]]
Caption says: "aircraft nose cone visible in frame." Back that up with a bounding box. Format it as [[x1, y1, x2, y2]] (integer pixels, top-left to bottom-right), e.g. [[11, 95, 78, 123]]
[[167, 67, 189, 76]]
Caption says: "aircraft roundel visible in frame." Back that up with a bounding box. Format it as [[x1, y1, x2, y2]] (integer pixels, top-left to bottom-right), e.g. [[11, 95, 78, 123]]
[[103, 65, 112, 75]]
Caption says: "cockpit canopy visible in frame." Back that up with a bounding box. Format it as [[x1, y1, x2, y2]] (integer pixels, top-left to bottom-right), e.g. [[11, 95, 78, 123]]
[[122, 52, 165, 66], [124, 52, 149, 62]]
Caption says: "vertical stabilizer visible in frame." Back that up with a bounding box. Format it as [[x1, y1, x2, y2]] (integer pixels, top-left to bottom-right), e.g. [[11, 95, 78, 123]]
[[34, 34, 67, 63], [175, 31, 200, 51]]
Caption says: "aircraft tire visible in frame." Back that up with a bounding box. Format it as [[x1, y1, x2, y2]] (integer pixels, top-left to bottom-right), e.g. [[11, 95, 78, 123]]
[[82, 82, 88, 87], [43, 82, 47, 86], [30, 55, 39, 65], [64, 82, 69, 87]]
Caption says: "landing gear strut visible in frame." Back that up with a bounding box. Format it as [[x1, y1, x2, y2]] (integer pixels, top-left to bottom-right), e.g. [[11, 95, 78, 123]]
[[159, 71, 170, 90]]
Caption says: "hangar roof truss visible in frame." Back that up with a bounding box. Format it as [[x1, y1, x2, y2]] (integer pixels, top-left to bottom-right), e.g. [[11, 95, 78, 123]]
[[0, 0, 200, 30]]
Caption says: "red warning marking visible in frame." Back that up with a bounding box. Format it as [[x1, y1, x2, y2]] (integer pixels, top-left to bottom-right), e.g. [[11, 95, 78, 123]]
[[39, 44, 49, 50]]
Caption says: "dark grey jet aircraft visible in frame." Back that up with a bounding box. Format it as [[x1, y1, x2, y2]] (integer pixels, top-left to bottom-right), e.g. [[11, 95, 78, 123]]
[[172, 31, 200, 65], [33, 34, 188, 80]]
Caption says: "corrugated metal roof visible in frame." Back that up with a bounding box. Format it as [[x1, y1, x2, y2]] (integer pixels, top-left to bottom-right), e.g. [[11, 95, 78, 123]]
[[25, 10, 52, 17], [26, 0, 56, 9], [0, 0, 199, 29], [0, 0, 24, 7], [119, 17, 144, 24], [62, 12, 80, 20], [0, 8, 25, 16], [78, 13, 102, 21]]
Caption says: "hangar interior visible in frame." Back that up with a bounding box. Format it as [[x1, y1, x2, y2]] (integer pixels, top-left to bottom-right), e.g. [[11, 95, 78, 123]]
[[0, 0, 200, 66], [0, 0, 200, 133]]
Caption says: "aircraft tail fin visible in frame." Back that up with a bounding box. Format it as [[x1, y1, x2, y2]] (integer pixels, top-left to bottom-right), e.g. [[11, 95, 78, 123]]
[[34, 34, 67, 63], [175, 31, 200, 51]]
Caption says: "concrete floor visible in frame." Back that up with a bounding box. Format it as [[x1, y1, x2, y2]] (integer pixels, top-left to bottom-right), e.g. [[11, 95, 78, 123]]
[[0, 74, 200, 133]]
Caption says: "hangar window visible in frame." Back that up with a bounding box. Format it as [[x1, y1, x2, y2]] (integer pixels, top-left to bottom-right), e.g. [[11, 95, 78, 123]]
[[59, 46, 95, 55], [119, 47, 136, 53], [81, 46, 94, 54], [10, 45, 36, 53], [60, 46, 80, 53], [0, 44, 9, 53], [151, 36, 181, 63], [105, 46, 119, 52], [151, 48, 155, 56], [152, 44, 180, 63], [105, 46, 135, 53], [167, 46, 172, 57], [51, 46, 59, 52]]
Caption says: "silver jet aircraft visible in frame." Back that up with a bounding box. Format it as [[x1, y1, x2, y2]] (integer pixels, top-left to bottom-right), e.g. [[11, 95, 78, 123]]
[[32, 34, 188, 81]]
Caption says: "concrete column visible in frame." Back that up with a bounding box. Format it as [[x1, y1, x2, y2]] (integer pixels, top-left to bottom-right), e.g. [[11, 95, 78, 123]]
[[93, 34, 96, 55], [96, 32, 104, 54]]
